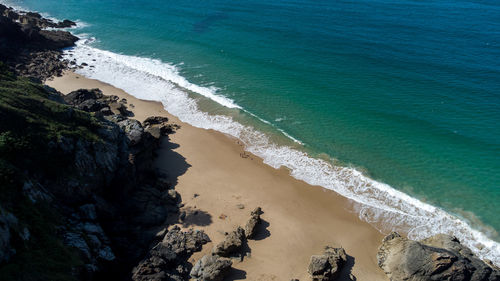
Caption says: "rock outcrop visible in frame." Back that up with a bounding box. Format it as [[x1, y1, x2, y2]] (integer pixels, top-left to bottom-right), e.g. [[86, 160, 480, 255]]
[[0, 62, 186, 280], [377, 232, 500, 281], [1, 5, 76, 29], [132, 226, 210, 281], [308, 246, 347, 281], [0, 208, 20, 263], [190, 254, 233, 281], [212, 226, 246, 257], [244, 207, 263, 239], [0, 4, 78, 80]]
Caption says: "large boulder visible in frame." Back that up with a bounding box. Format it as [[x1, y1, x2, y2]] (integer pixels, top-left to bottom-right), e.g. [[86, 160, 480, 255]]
[[132, 226, 210, 281], [38, 29, 78, 49], [117, 119, 144, 146], [308, 246, 347, 281], [212, 226, 245, 257], [190, 254, 233, 281], [377, 232, 500, 281], [244, 207, 263, 239], [64, 88, 104, 105]]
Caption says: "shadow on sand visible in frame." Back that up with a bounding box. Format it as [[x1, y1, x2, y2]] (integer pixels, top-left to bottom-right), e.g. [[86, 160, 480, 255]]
[[155, 136, 191, 188], [179, 206, 213, 227], [338, 254, 356, 281], [225, 268, 247, 281], [252, 219, 271, 241]]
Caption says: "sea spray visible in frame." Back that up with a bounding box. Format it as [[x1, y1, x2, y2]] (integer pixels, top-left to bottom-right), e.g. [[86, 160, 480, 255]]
[[64, 39, 500, 266]]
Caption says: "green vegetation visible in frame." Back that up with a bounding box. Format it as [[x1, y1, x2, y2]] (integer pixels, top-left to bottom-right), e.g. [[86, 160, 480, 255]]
[[0, 62, 102, 179], [0, 62, 103, 281]]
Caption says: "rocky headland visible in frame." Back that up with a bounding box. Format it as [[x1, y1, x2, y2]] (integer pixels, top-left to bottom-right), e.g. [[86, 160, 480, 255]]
[[0, 4, 499, 281], [0, 4, 78, 80]]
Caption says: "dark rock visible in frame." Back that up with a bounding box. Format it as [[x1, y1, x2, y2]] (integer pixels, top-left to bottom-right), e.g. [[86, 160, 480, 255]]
[[212, 226, 245, 257], [377, 232, 500, 281], [132, 226, 210, 281], [38, 30, 78, 49], [79, 204, 97, 221], [64, 88, 103, 104], [190, 254, 233, 281], [244, 207, 263, 239], [0, 208, 19, 263], [143, 116, 177, 136], [308, 246, 347, 281], [143, 116, 169, 127], [57, 19, 76, 28]]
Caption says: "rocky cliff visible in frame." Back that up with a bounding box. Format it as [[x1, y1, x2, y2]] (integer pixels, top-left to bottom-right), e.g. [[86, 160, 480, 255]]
[[0, 4, 78, 81], [0, 62, 189, 280]]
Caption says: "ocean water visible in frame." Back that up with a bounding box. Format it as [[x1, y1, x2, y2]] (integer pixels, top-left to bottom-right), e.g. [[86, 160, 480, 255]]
[[4, 0, 500, 264]]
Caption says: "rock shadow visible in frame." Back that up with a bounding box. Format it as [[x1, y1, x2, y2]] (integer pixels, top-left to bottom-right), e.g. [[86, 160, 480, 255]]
[[251, 219, 270, 241], [179, 206, 212, 227], [338, 254, 356, 281], [225, 268, 247, 281], [155, 136, 191, 188]]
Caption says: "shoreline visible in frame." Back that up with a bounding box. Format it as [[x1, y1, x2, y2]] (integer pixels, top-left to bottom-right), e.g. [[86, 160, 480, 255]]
[[47, 71, 388, 280], [55, 38, 500, 267]]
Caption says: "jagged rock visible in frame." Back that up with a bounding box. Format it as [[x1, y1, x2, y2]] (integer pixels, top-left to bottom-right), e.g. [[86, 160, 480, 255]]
[[64, 88, 104, 107], [143, 116, 169, 127], [132, 226, 210, 281], [64, 232, 92, 261], [57, 19, 76, 28], [118, 119, 144, 146], [308, 246, 347, 281], [143, 116, 175, 136], [244, 207, 263, 239], [79, 204, 97, 221], [0, 5, 78, 80], [190, 254, 233, 281], [212, 226, 245, 257], [377, 232, 500, 281], [0, 208, 18, 263], [22, 180, 53, 203]]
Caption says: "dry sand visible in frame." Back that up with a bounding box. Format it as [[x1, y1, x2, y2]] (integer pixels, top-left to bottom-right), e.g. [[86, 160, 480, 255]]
[[47, 71, 388, 281]]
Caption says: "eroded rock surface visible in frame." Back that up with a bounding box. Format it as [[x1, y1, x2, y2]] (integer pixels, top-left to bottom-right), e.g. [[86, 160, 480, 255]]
[[244, 207, 263, 239], [190, 254, 233, 281], [212, 226, 246, 257], [132, 226, 210, 281], [377, 232, 500, 281], [308, 246, 347, 281], [0, 4, 78, 80]]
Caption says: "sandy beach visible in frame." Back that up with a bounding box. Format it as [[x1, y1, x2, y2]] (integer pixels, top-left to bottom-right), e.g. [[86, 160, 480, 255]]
[[47, 71, 388, 281]]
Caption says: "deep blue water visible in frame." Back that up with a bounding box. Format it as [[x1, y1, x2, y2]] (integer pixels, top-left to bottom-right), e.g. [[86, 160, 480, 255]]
[[5, 0, 500, 262]]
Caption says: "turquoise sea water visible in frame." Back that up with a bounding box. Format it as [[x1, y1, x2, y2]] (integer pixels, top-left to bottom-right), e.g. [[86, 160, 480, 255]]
[[5, 0, 500, 262]]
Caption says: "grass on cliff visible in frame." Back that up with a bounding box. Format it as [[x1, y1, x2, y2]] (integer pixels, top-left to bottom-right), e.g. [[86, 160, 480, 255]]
[[0, 62, 102, 178], [0, 62, 104, 281]]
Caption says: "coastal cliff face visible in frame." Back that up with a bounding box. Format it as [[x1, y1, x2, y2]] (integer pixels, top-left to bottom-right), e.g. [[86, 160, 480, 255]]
[[0, 6, 217, 280], [0, 3, 78, 80], [0, 63, 183, 280]]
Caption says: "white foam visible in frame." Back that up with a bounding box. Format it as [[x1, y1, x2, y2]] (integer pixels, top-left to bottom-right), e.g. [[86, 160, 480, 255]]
[[63, 41, 500, 266]]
